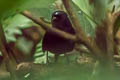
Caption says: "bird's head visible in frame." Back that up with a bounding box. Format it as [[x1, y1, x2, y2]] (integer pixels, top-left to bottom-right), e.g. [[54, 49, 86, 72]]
[[52, 11, 68, 23]]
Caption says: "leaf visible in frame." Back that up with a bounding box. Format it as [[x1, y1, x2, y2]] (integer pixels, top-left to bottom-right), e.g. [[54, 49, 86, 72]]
[[72, 0, 116, 24], [16, 37, 34, 55], [28, 7, 57, 22], [71, 1, 96, 36], [3, 14, 33, 42], [0, 0, 55, 20], [112, 0, 120, 12], [72, 0, 93, 20]]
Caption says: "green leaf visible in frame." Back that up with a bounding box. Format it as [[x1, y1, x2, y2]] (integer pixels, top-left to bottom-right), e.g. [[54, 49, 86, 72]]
[[72, 0, 93, 21], [112, 0, 120, 12], [71, 1, 96, 36], [16, 37, 34, 55], [72, 0, 117, 24], [0, 0, 55, 20], [29, 7, 57, 22], [3, 14, 33, 42]]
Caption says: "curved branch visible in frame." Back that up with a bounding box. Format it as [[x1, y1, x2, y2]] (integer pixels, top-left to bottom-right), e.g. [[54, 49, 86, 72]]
[[21, 11, 77, 41], [21, 8, 103, 60]]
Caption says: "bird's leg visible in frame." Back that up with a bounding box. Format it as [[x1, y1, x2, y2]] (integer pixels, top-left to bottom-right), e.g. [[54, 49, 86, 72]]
[[64, 54, 70, 64], [54, 54, 59, 63], [46, 51, 49, 64]]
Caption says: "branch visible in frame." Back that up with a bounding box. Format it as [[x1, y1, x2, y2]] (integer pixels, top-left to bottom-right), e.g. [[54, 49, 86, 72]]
[[0, 23, 8, 58], [75, 45, 90, 54], [62, 0, 105, 59], [54, 0, 64, 11], [105, 12, 115, 64], [62, 0, 87, 40], [112, 11, 120, 56], [0, 23, 18, 80], [113, 11, 120, 21], [113, 11, 120, 35], [21, 11, 102, 58], [21, 11, 77, 41], [106, 11, 120, 56], [21, 6, 106, 60]]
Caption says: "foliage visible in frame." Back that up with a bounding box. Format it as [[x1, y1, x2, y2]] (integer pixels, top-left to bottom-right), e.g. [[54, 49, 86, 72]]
[[0, 0, 55, 20], [0, 0, 120, 80]]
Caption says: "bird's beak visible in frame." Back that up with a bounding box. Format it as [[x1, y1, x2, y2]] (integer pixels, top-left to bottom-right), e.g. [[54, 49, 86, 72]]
[[52, 16, 57, 21]]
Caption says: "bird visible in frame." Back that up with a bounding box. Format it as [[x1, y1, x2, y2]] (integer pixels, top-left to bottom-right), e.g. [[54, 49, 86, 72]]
[[42, 11, 75, 62]]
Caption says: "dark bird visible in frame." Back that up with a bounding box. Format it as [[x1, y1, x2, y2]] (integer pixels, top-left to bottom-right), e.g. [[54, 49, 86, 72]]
[[42, 11, 75, 62]]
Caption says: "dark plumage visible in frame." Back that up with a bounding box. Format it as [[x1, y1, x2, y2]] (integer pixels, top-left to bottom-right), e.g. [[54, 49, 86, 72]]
[[42, 11, 75, 61]]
